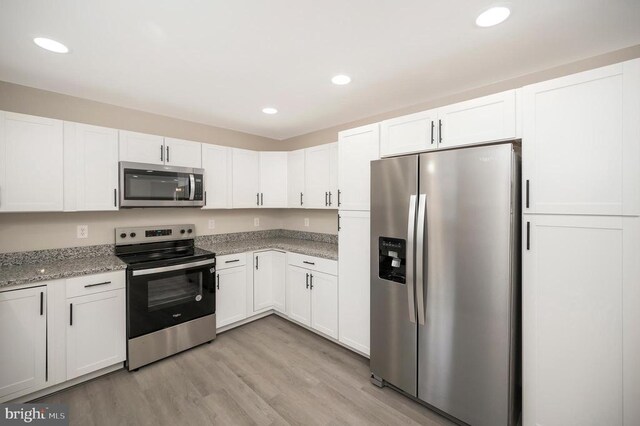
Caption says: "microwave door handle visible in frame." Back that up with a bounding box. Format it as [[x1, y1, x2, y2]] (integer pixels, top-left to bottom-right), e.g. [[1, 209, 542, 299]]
[[189, 174, 195, 201]]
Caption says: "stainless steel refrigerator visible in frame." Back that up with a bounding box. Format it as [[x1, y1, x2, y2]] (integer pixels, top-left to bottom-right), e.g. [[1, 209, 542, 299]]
[[370, 142, 520, 426]]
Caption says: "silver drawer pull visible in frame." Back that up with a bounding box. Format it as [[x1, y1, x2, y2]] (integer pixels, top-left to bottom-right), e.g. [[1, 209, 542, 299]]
[[84, 281, 112, 288], [303, 261, 315, 265], [225, 259, 240, 263]]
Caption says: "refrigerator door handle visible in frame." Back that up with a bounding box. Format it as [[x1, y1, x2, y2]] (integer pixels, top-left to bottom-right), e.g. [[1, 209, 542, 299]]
[[415, 194, 427, 325], [406, 194, 418, 324]]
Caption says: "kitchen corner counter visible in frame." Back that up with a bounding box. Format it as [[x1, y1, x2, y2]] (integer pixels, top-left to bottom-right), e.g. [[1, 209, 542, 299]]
[[0, 246, 127, 289], [196, 237, 338, 261]]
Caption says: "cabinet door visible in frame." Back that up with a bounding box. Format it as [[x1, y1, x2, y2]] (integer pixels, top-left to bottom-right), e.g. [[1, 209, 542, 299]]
[[0, 286, 47, 401], [381, 109, 438, 157], [253, 251, 273, 312], [202, 144, 232, 209], [0, 112, 63, 212], [523, 59, 640, 216], [67, 289, 125, 380], [164, 137, 202, 168], [304, 143, 334, 209], [310, 271, 338, 339], [338, 124, 380, 211], [118, 130, 165, 165], [523, 215, 630, 426], [259, 152, 288, 208], [286, 265, 311, 326], [64, 122, 119, 211], [438, 90, 517, 149], [287, 149, 305, 208], [216, 266, 248, 328], [271, 251, 286, 314], [231, 148, 260, 208], [338, 211, 370, 355]]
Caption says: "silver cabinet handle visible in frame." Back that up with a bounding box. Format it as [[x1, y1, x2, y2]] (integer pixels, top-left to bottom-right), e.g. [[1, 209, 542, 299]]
[[303, 261, 315, 265], [416, 194, 427, 326], [310, 274, 314, 290], [325, 192, 328, 206], [406, 195, 417, 324], [225, 259, 239, 264], [337, 189, 341, 207], [114, 188, 117, 207], [166, 146, 170, 163], [261, 193, 264, 206], [160, 145, 164, 162], [257, 193, 260, 206], [84, 281, 111, 288], [306, 273, 309, 289], [300, 192, 303, 206], [216, 274, 220, 290]]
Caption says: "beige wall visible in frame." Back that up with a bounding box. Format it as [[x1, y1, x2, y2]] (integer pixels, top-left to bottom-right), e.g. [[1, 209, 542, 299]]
[[282, 44, 640, 149], [0, 81, 279, 151], [0, 208, 337, 253]]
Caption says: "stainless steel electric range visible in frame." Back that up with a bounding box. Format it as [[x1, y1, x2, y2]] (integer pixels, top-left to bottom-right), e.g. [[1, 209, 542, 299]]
[[115, 224, 216, 370]]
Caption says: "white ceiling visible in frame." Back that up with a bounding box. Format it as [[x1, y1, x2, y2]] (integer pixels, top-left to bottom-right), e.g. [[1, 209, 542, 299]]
[[1, 1, 639, 140]]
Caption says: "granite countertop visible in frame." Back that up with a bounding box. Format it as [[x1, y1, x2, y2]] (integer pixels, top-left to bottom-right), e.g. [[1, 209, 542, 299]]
[[0, 255, 127, 289], [197, 237, 338, 260]]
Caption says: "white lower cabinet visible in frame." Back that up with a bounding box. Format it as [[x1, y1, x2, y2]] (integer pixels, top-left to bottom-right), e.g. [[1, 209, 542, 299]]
[[286, 260, 338, 339], [338, 211, 370, 355], [66, 290, 125, 380], [253, 250, 286, 313], [523, 215, 639, 426], [216, 265, 248, 328], [0, 286, 47, 401]]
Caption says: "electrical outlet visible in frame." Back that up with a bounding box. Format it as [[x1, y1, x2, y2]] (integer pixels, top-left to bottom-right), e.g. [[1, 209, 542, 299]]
[[304, 218, 309, 227], [77, 225, 88, 239], [208, 219, 215, 230], [254, 217, 260, 227]]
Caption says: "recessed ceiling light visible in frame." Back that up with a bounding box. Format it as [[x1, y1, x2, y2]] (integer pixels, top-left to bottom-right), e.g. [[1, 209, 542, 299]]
[[262, 107, 278, 115], [476, 6, 511, 27], [331, 75, 351, 85], [33, 37, 69, 53]]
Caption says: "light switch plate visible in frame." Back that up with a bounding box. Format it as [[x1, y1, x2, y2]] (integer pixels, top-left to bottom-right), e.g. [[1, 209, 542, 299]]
[[208, 219, 215, 230], [254, 217, 260, 227], [304, 218, 309, 227], [77, 225, 88, 239]]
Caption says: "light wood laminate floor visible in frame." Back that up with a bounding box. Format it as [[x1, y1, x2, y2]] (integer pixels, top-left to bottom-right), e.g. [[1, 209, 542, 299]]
[[40, 315, 455, 425]]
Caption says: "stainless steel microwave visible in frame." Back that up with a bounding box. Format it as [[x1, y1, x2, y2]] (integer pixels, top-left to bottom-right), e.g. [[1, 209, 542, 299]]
[[119, 162, 204, 208]]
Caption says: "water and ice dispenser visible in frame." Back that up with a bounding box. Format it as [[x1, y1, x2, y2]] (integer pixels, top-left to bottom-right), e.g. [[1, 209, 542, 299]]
[[378, 237, 406, 284]]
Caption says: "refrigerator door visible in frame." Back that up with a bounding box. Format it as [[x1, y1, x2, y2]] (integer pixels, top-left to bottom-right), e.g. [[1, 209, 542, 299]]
[[417, 144, 517, 426], [370, 155, 419, 397]]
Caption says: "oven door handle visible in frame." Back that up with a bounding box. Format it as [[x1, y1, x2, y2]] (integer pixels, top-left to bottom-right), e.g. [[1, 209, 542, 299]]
[[132, 259, 215, 276], [189, 174, 196, 201]]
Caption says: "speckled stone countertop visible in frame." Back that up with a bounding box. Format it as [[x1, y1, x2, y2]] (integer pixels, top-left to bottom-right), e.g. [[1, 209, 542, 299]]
[[196, 230, 338, 260], [0, 245, 126, 289]]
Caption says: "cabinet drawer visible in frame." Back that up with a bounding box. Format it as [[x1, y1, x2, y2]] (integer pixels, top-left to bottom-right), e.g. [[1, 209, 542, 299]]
[[287, 253, 337, 276], [217, 253, 247, 270], [66, 271, 125, 298]]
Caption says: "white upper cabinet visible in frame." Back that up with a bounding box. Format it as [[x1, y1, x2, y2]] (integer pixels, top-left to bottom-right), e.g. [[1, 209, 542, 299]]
[[338, 210, 371, 356], [523, 60, 640, 216], [523, 215, 640, 426], [287, 149, 305, 208], [259, 152, 288, 208], [338, 124, 380, 211], [304, 142, 338, 209], [438, 90, 517, 149], [163, 137, 202, 168], [0, 286, 47, 402], [64, 122, 119, 211], [201, 144, 232, 209], [380, 109, 438, 157], [232, 148, 260, 208], [0, 111, 64, 212], [119, 130, 165, 165]]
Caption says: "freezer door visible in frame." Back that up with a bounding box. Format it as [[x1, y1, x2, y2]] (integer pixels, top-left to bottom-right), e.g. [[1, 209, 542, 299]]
[[370, 155, 419, 397], [417, 144, 518, 426]]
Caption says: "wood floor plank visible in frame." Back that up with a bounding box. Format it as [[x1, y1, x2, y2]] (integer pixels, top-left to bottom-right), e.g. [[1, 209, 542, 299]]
[[37, 315, 453, 426]]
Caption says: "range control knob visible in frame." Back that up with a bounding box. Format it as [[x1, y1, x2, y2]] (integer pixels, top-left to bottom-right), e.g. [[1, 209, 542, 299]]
[[130, 232, 136, 238], [187, 229, 193, 234], [180, 229, 186, 234], [120, 233, 127, 239]]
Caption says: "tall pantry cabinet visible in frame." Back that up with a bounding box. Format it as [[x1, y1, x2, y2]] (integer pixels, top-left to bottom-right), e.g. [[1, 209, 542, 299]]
[[522, 59, 640, 426], [337, 123, 380, 356]]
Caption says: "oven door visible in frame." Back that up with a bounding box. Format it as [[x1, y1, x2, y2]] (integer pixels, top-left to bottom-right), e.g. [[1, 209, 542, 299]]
[[128, 258, 215, 339], [119, 161, 204, 207]]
